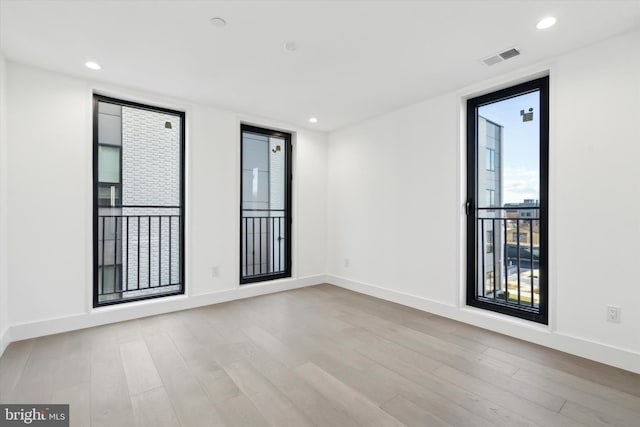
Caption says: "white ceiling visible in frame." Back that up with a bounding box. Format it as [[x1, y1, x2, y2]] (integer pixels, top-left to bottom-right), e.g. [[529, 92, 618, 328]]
[[1, 1, 639, 131]]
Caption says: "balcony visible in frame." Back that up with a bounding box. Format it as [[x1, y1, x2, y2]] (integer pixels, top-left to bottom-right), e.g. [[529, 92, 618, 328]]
[[96, 206, 183, 305], [476, 207, 541, 312], [241, 209, 288, 283]]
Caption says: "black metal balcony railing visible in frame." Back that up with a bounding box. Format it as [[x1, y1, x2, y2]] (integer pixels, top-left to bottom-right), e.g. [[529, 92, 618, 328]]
[[477, 207, 540, 312], [97, 206, 182, 304], [241, 209, 286, 281]]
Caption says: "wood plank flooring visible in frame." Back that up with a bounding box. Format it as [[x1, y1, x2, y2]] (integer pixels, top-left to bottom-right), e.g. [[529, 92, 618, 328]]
[[1, 284, 639, 426]]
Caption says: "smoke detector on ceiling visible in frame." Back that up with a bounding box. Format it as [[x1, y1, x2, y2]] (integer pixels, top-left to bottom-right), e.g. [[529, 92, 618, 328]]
[[481, 47, 521, 66]]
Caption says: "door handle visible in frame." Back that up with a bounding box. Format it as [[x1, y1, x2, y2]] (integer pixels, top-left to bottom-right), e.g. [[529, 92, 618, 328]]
[[465, 200, 472, 215]]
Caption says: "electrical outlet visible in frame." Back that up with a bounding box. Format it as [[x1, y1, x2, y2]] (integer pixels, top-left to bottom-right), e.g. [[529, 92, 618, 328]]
[[344, 258, 350, 268], [212, 266, 219, 278], [606, 305, 621, 323]]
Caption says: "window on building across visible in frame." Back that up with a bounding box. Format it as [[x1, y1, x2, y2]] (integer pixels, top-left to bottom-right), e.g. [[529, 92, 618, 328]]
[[486, 147, 495, 171], [486, 189, 495, 207], [486, 230, 494, 253]]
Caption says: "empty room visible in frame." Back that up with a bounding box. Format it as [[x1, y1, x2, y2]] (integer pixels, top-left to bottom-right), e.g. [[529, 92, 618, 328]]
[[0, 1, 639, 426]]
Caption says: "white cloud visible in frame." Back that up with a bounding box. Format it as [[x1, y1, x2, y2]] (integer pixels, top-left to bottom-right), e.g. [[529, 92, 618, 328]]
[[503, 167, 539, 203]]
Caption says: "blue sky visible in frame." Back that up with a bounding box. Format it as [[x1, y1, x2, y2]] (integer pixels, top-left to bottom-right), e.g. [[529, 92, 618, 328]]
[[479, 91, 540, 204]]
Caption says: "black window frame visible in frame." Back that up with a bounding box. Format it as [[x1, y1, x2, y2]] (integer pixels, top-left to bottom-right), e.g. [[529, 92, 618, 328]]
[[93, 94, 186, 307], [466, 76, 549, 324], [239, 124, 293, 285]]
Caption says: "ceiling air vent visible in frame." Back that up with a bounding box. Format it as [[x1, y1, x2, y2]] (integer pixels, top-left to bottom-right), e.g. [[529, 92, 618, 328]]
[[482, 55, 503, 66], [481, 47, 521, 66], [499, 48, 520, 60]]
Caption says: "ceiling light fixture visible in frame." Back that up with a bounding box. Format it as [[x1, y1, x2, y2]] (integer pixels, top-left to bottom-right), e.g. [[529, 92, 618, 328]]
[[210, 17, 227, 27], [309, 117, 318, 123], [84, 61, 101, 70], [536, 16, 557, 30]]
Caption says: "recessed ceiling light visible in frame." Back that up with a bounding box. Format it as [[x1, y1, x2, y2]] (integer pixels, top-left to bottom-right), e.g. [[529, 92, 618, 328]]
[[285, 41, 297, 52], [309, 117, 318, 123], [84, 61, 101, 70], [536, 16, 557, 30], [210, 17, 227, 27]]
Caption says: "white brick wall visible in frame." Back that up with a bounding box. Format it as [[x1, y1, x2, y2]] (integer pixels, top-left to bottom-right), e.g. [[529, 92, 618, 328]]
[[121, 107, 181, 290], [122, 107, 180, 208]]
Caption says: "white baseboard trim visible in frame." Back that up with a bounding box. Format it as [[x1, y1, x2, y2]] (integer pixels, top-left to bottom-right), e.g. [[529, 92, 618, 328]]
[[326, 274, 640, 374], [7, 275, 326, 347], [0, 327, 9, 358]]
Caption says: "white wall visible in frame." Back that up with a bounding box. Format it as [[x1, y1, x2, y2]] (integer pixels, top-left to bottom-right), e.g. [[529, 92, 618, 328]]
[[552, 29, 640, 354], [328, 91, 459, 305], [4, 63, 327, 342], [0, 52, 8, 354], [327, 29, 640, 373], [3, 29, 639, 374]]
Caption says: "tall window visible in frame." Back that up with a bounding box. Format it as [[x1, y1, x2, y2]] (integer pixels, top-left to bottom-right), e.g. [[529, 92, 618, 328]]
[[93, 95, 185, 306], [486, 147, 495, 171], [240, 125, 292, 284], [466, 77, 548, 324], [486, 189, 495, 207]]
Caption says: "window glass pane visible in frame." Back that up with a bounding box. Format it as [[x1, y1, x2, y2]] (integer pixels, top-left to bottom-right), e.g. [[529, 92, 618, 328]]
[[98, 102, 122, 146], [99, 265, 120, 295], [98, 184, 121, 207], [121, 106, 181, 207], [478, 91, 540, 208], [99, 101, 121, 115], [242, 132, 269, 171], [94, 96, 184, 307], [241, 127, 290, 283], [477, 91, 541, 308], [98, 145, 120, 183], [269, 137, 285, 211]]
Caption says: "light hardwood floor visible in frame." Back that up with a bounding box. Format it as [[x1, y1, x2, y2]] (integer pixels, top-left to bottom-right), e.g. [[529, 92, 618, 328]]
[[1, 284, 639, 426]]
